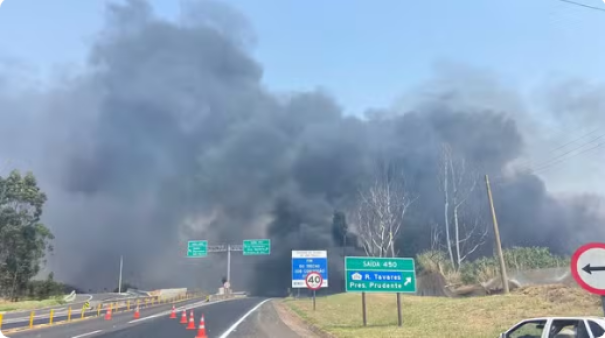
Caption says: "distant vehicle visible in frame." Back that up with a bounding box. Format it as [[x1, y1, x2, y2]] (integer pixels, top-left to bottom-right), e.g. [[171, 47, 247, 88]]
[[499, 317, 605, 338]]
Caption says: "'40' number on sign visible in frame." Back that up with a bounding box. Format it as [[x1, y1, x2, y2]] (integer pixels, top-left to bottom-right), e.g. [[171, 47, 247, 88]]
[[307, 274, 321, 285]]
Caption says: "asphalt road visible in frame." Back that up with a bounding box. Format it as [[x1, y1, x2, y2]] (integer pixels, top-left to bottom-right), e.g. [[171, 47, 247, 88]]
[[5, 297, 270, 338], [2, 294, 94, 320], [1, 293, 153, 329]]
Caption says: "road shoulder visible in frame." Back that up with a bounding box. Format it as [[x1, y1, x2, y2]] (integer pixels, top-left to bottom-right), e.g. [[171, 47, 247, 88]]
[[228, 300, 322, 338], [273, 300, 332, 338]]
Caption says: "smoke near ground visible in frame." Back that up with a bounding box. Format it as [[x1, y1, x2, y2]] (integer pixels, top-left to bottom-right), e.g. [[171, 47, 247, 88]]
[[0, 0, 603, 294]]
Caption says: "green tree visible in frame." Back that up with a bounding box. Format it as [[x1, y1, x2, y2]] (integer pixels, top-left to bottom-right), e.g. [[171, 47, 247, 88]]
[[0, 170, 54, 300]]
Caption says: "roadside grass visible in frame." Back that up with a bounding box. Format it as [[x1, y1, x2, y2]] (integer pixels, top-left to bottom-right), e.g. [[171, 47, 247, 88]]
[[0, 297, 66, 312], [284, 284, 603, 338]]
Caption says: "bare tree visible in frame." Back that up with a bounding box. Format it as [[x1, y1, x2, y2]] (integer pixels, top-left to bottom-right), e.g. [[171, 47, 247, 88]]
[[351, 164, 416, 258], [437, 144, 487, 270]]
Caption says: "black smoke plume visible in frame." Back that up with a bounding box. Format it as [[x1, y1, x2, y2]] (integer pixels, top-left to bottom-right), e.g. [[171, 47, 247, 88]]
[[0, 0, 602, 295]]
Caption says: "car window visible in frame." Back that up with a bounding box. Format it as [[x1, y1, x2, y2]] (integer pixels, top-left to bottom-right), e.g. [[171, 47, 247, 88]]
[[588, 321, 605, 337], [508, 320, 546, 338], [548, 320, 590, 338]]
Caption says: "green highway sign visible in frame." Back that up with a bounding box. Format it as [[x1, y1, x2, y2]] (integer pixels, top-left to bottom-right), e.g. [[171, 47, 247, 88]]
[[187, 240, 208, 257], [243, 239, 271, 255], [345, 257, 416, 293]]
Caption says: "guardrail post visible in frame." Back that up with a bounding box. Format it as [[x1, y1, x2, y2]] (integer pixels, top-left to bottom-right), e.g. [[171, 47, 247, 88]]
[[49, 309, 54, 324], [81, 305, 85, 319], [68, 306, 72, 322], [97, 304, 101, 317], [0, 313, 3, 330], [127, 300, 130, 311], [29, 311, 34, 328]]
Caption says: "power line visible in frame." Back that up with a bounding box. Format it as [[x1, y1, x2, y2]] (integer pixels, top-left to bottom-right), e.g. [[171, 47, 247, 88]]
[[558, 0, 605, 12], [512, 128, 600, 170], [514, 132, 605, 174], [492, 132, 605, 186], [530, 142, 604, 174]]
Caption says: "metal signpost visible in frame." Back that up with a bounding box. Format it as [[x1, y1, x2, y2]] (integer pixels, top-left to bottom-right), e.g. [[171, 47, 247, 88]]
[[345, 256, 417, 327], [243, 239, 271, 255], [305, 272, 323, 311], [187, 240, 208, 257], [186, 239, 271, 292], [292, 250, 329, 289], [571, 242, 605, 315]]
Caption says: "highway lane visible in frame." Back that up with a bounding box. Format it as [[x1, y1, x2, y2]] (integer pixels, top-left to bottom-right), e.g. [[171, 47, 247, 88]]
[[5, 297, 269, 338], [5, 297, 212, 338], [0, 293, 122, 322], [3, 306, 134, 330], [0, 294, 166, 328], [1, 294, 94, 319], [95, 297, 269, 338]]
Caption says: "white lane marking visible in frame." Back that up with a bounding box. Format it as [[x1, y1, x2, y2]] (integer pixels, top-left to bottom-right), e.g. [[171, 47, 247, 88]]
[[72, 330, 102, 338], [218, 299, 271, 338], [127, 299, 230, 324]]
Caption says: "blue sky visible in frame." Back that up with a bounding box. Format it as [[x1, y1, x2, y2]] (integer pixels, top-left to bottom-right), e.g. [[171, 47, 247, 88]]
[[1, 0, 605, 115]]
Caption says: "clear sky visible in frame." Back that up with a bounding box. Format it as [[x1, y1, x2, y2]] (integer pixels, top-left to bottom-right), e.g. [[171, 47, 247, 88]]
[[1, 0, 605, 114]]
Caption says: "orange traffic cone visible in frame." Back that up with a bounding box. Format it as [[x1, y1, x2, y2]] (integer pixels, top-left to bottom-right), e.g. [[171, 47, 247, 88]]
[[104, 305, 112, 321], [195, 314, 207, 338], [180, 310, 188, 324], [186, 310, 196, 330], [169, 305, 177, 319], [133, 305, 140, 319]]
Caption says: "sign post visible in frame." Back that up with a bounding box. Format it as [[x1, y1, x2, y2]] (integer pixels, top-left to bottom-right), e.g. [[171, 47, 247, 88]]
[[571, 242, 605, 315], [305, 272, 322, 311], [187, 240, 208, 257], [292, 251, 328, 289], [345, 256, 416, 327], [243, 239, 271, 255]]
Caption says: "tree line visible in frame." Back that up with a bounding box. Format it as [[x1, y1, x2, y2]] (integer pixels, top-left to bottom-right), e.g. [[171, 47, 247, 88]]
[[333, 143, 484, 263], [329, 143, 568, 286], [0, 170, 58, 301]]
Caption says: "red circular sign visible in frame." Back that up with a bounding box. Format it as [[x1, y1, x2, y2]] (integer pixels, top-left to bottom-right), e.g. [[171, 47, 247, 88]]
[[571, 242, 605, 296], [305, 272, 323, 291]]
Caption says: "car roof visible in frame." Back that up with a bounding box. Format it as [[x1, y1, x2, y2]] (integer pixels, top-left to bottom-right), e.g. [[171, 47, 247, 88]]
[[522, 317, 605, 322]]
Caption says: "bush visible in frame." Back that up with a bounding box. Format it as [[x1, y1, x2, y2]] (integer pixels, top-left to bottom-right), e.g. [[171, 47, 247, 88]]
[[417, 246, 570, 286], [26, 273, 65, 300], [503, 247, 569, 270]]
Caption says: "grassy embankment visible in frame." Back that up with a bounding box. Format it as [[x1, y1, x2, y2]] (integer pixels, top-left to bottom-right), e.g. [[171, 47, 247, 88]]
[[285, 285, 602, 338], [0, 297, 66, 312]]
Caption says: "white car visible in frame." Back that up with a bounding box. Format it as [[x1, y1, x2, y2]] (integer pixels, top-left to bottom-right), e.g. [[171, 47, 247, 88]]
[[499, 317, 605, 338]]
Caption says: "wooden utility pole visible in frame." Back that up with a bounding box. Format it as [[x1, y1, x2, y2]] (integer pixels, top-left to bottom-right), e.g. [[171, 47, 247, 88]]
[[485, 174, 509, 294]]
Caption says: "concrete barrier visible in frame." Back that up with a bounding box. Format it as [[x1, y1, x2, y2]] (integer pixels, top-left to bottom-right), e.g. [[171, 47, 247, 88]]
[[63, 291, 77, 302], [153, 288, 188, 299]]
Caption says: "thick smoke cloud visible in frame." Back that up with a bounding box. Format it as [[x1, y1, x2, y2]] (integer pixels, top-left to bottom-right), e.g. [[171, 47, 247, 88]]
[[0, 0, 602, 294]]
